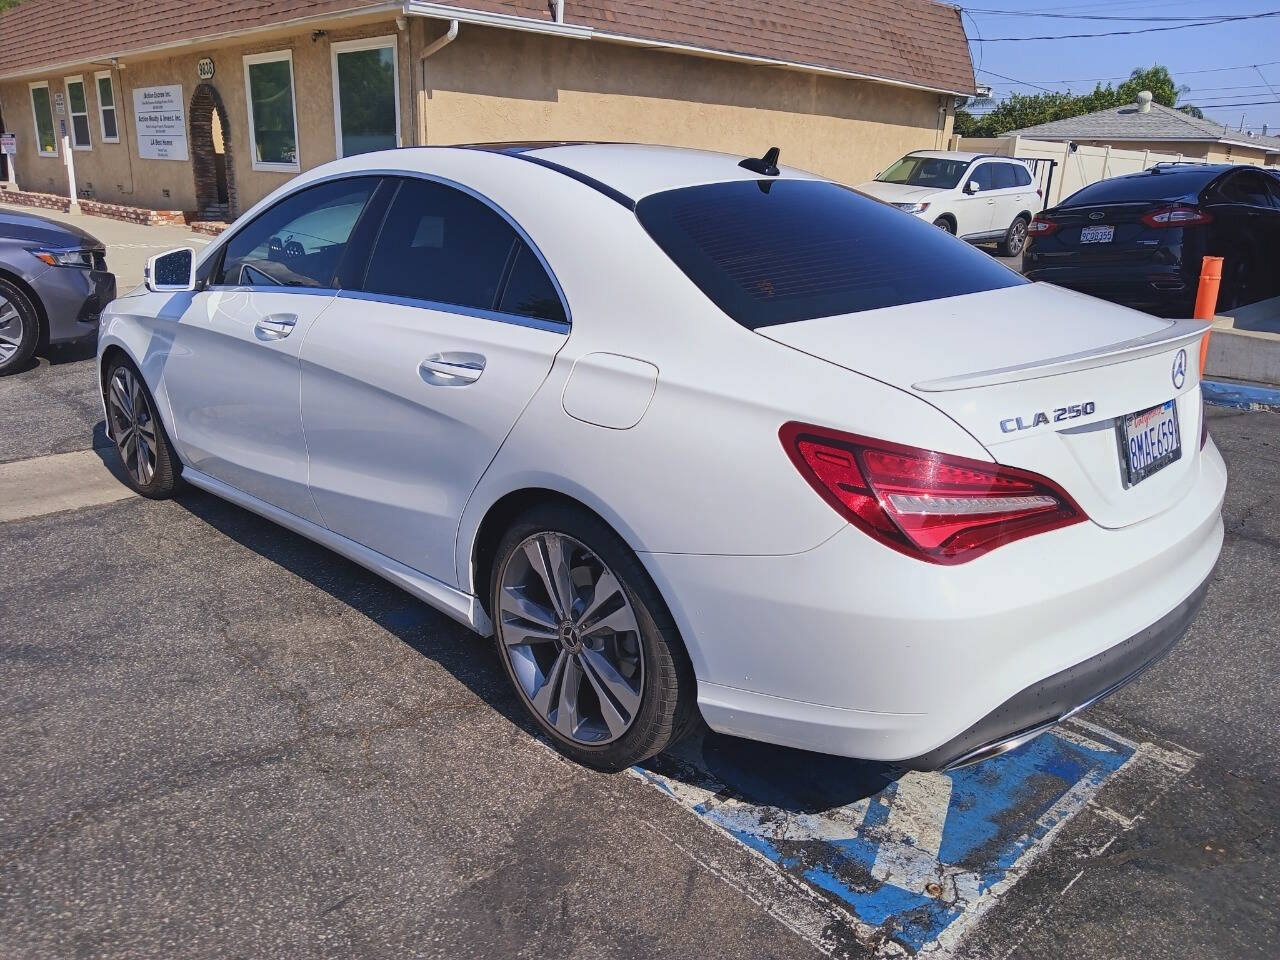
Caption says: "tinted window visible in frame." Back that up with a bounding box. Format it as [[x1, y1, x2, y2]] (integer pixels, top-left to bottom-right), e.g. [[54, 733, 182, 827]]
[[637, 179, 1026, 329], [499, 241, 566, 325], [970, 164, 997, 191], [875, 155, 968, 190], [362, 178, 517, 311], [1214, 171, 1275, 207], [1060, 168, 1218, 206], [216, 177, 377, 287], [990, 163, 1017, 190], [1013, 163, 1034, 186]]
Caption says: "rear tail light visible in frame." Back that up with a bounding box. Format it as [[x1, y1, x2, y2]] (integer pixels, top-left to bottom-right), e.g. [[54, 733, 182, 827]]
[[1141, 205, 1213, 228], [1026, 215, 1059, 236], [780, 423, 1086, 564]]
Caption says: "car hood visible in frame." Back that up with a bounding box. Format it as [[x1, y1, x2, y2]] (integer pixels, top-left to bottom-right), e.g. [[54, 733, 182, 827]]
[[0, 210, 103, 248], [853, 181, 942, 204]]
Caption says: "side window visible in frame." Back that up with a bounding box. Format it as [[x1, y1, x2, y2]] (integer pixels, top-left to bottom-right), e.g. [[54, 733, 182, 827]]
[[1013, 163, 1034, 187], [216, 177, 378, 287], [1221, 172, 1273, 207], [499, 242, 566, 325], [970, 164, 996, 192], [990, 163, 1017, 190], [361, 178, 518, 312]]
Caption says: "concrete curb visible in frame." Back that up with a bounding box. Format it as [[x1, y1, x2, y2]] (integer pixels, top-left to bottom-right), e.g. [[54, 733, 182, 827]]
[[1203, 380, 1280, 412]]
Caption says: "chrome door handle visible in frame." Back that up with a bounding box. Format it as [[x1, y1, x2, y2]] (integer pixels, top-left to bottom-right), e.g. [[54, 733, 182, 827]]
[[419, 352, 486, 386], [254, 314, 298, 341]]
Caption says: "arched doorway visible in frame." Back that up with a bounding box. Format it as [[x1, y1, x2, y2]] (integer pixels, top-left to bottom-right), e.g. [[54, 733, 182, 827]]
[[188, 82, 236, 220]]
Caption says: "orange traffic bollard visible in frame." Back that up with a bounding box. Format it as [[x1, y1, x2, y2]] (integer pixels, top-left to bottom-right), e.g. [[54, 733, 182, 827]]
[[1193, 256, 1223, 374]]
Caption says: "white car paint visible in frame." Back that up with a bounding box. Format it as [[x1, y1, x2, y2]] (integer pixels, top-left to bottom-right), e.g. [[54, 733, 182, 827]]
[[857, 150, 1039, 243], [98, 144, 1224, 766]]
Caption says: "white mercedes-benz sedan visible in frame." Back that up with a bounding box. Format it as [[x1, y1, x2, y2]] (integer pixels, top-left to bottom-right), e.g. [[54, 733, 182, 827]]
[[97, 143, 1225, 772]]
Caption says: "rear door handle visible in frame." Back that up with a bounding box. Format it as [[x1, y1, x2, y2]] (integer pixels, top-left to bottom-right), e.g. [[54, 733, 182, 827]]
[[254, 313, 298, 341], [419, 352, 486, 386]]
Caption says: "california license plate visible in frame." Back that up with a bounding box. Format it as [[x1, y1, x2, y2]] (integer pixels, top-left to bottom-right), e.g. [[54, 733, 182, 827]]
[[1080, 224, 1114, 244], [1116, 400, 1181, 487]]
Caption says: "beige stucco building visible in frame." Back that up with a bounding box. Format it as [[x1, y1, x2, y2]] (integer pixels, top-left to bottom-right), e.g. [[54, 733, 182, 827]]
[[0, 0, 976, 220]]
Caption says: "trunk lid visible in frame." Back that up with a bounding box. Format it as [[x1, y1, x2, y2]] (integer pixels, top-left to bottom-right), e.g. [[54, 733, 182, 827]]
[[757, 283, 1208, 529]]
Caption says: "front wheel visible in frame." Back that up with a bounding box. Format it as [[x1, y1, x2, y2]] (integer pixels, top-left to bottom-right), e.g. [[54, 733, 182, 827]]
[[0, 279, 40, 376], [490, 504, 697, 772], [933, 216, 956, 235], [104, 357, 182, 498]]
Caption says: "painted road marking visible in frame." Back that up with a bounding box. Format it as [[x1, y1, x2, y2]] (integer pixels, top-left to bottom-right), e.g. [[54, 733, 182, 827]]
[[634, 721, 1195, 957], [0, 448, 135, 522]]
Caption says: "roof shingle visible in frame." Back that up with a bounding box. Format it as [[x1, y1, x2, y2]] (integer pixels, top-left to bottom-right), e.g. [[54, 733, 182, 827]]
[[0, 0, 977, 95], [1010, 100, 1280, 151]]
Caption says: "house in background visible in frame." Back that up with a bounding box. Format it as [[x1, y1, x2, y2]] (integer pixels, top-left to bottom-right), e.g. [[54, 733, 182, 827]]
[[0, 0, 976, 220], [1009, 91, 1280, 167]]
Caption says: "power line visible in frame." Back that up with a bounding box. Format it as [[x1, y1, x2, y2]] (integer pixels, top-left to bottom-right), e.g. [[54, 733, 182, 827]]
[[970, 11, 1280, 42], [964, 9, 1271, 20], [976, 60, 1280, 84]]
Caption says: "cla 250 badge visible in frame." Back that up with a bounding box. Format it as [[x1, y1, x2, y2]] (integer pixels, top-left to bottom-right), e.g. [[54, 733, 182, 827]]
[[1000, 401, 1096, 433]]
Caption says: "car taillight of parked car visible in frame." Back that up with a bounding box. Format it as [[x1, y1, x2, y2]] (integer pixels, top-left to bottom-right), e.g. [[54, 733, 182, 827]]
[[1140, 205, 1214, 228], [780, 423, 1086, 564], [1026, 216, 1059, 236]]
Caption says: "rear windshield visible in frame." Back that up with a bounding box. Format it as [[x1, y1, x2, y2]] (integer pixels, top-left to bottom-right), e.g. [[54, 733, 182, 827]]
[[635, 179, 1027, 329], [876, 155, 969, 190], [1060, 168, 1216, 206]]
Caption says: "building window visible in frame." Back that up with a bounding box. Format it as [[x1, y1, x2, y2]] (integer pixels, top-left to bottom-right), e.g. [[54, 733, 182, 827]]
[[243, 50, 300, 172], [95, 71, 119, 143], [330, 36, 400, 158], [29, 82, 58, 157], [65, 76, 92, 149]]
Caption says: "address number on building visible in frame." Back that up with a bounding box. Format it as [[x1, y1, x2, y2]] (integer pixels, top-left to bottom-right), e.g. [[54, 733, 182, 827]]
[[197, 58, 215, 81]]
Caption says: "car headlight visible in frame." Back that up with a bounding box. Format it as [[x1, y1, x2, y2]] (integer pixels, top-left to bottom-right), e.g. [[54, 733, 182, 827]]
[[30, 247, 101, 269], [892, 202, 931, 215]]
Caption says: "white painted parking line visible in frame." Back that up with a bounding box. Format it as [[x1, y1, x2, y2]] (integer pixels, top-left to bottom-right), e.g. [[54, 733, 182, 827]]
[[0, 448, 136, 522]]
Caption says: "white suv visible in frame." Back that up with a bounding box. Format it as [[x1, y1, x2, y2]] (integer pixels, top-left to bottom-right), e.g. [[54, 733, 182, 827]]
[[856, 151, 1040, 256]]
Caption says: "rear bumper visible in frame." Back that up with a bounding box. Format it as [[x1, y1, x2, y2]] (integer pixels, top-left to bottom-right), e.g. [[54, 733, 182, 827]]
[[643, 440, 1226, 764], [1024, 266, 1194, 317], [901, 573, 1208, 770]]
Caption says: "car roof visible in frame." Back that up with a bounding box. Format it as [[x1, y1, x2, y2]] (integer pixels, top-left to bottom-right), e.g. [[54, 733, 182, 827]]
[[905, 150, 989, 162]]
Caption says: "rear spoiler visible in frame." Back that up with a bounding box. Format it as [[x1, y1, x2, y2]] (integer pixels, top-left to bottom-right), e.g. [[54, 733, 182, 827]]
[[913, 319, 1210, 393]]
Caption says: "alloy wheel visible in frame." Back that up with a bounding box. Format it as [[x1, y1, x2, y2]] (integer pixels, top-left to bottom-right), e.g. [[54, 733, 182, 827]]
[[1008, 219, 1028, 255], [0, 294, 24, 365], [107, 365, 158, 487], [498, 532, 645, 745]]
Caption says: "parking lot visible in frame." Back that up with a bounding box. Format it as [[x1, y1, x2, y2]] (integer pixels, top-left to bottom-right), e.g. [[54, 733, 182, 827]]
[[1, 205, 1277, 957]]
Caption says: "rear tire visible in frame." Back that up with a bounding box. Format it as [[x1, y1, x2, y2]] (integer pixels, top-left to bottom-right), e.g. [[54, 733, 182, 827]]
[[490, 503, 697, 772], [998, 215, 1030, 257], [104, 356, 182, 498], [0, 278, 40, 376]]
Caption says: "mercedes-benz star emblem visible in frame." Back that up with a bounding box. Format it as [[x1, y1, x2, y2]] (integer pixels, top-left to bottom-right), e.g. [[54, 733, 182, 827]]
[[1172, 348, 1188, 390]]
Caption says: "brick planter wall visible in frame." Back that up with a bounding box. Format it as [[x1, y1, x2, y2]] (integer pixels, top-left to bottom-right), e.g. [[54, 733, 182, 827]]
[[78, 200, 187, 227], [0, 189, 72, 213], [189, 221, 229, 237]]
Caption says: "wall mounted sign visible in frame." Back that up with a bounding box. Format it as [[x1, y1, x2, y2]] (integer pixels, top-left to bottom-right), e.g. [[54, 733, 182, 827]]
[[197, 58, 215, 81], [53, 92, 65, 116], [0, 133, 15, 155], [133, 85, 189, 161]]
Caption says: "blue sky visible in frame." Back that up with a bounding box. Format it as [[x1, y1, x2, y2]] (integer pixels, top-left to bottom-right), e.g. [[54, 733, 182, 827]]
[[959, 1, 1280, 136]]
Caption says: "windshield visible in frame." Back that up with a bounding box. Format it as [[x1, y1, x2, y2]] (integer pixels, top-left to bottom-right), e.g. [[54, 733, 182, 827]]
[[876, 156, 969, 189], [636, 179, 1026, 329]]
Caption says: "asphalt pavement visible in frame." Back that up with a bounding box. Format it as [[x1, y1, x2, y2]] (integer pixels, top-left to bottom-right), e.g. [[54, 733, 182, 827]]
[[2, 343, 1278, 959]]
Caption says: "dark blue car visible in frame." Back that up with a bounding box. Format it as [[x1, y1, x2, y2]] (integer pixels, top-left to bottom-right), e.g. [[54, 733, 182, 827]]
[[1024, 163, 1280, 318]]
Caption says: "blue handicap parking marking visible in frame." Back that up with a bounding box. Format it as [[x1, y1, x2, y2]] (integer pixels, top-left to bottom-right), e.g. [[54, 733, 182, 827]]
[[635, 724, 1137, 955]]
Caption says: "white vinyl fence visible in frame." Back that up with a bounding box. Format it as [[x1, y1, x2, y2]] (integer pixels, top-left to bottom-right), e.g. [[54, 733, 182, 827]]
[[952, 136, 1197, 207]]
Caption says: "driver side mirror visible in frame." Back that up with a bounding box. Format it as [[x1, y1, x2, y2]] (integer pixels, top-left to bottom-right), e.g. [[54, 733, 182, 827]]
[[964, 180, 981, 196], [145, 248, 196, 293]]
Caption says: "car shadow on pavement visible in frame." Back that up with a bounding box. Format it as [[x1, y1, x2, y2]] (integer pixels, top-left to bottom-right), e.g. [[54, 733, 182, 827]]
[[168, 481, 902, 813]]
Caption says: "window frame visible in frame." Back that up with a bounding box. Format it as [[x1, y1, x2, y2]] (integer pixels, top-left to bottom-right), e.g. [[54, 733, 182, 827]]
[[202, 171, 570, 331], [330, 35, 402, 159], [64, 75, 92, 150], [242, 49, 301, 173], [94, 70, 120, 144], [28, 81, 58, 158]]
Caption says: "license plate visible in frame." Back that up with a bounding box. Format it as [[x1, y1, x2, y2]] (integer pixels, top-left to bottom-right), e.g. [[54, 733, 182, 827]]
[[1080, 224, 1114, 244], [1115, 400, 1181, 488]]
